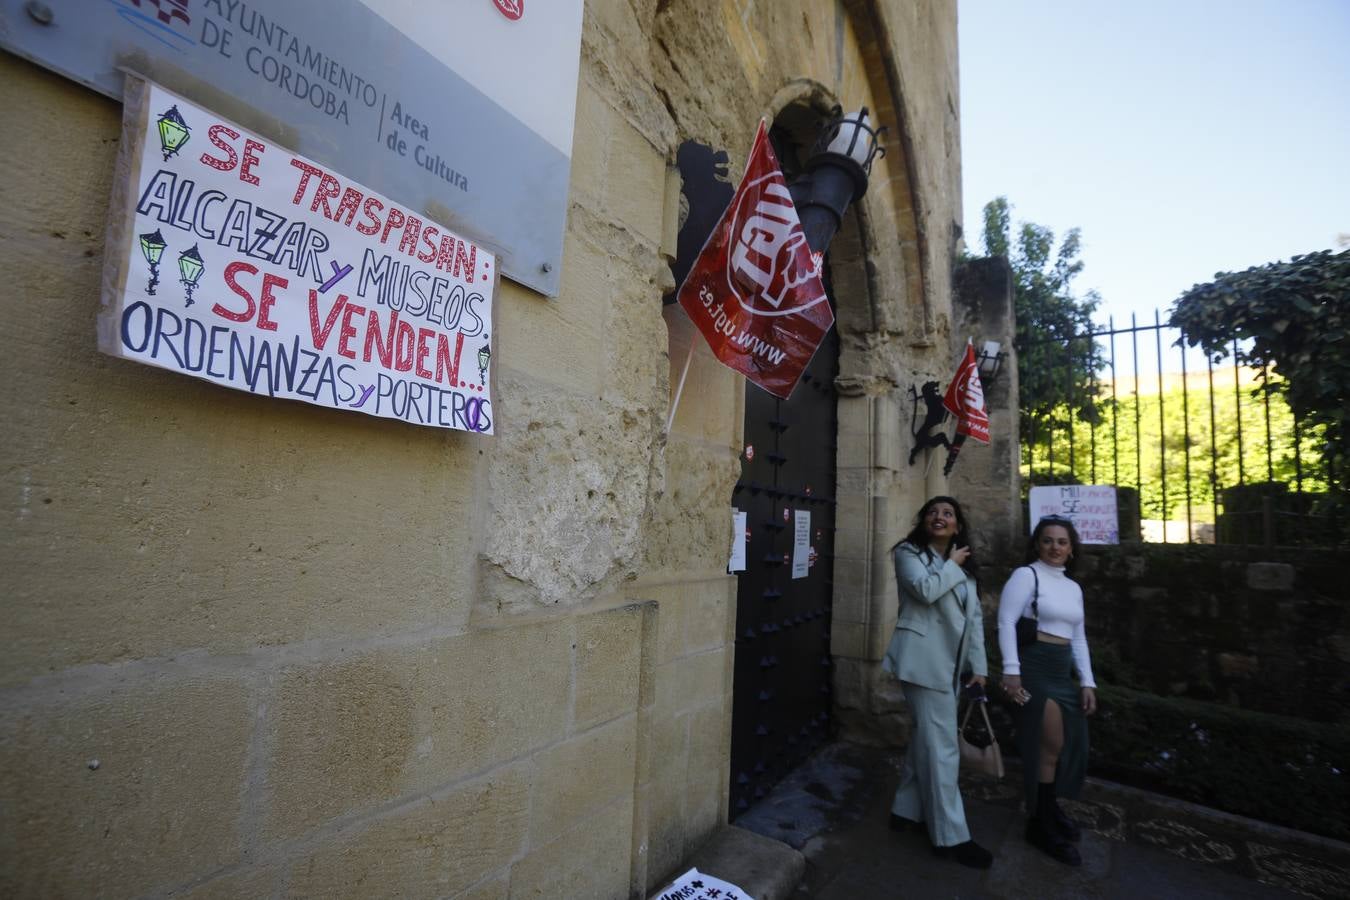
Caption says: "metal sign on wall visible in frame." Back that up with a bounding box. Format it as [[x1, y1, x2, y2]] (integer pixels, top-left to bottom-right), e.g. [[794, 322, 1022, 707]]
[[0, 0, 583, 297]]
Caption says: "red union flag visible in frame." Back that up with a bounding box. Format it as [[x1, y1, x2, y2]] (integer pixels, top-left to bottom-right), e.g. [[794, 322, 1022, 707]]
[[676, 121, 833, 399], [942, 342, 991, 444]]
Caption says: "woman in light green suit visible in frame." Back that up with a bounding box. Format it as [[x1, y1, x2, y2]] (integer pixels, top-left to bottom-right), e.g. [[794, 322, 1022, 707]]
[[882, 495, 992, 870]]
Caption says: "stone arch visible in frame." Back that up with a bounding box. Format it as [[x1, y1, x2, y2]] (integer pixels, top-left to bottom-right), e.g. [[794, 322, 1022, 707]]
[[651, 1, 948, 741], [751, 37, 935, 738]]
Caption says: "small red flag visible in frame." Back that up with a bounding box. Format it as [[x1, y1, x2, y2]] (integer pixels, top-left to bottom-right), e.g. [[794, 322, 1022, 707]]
[[675, 121, 834, 399], [942, 342, 990, 444]]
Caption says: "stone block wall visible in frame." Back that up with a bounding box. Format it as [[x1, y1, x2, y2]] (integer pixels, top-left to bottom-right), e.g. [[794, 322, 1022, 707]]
[[981, 545, 1349, 724], [1, 1, 966, 895], [1, 601, 653, 898]]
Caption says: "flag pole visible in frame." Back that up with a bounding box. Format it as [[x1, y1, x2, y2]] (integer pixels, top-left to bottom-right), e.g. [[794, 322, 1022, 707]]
[[665, 340, 696, 434]]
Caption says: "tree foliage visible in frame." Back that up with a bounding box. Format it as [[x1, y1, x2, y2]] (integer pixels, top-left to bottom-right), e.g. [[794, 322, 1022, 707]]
[[1169, 249, 1349, 489], [978, 197, 1105, 440]]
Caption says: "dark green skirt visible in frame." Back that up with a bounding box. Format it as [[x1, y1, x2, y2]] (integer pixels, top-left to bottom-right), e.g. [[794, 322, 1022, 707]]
[[1016, 641, 1089, 807]]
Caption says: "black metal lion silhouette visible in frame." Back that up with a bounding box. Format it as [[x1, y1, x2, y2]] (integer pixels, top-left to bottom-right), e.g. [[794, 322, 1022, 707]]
[[909, 381, 951, 465]]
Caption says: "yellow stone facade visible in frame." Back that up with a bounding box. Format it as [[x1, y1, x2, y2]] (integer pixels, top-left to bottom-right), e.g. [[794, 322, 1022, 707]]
[[0, 2, 965, 896]]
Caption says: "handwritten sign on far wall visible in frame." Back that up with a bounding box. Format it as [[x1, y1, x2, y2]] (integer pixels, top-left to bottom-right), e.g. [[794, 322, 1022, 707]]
[[1029, 485, 1119, 544], [98, 78, 495, 434]]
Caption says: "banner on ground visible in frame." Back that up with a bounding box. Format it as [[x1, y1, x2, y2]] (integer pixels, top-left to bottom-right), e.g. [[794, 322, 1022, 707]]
[[99, 78, 495, 433], [675, 121, 833, 399], [650, 867, 751, 900]]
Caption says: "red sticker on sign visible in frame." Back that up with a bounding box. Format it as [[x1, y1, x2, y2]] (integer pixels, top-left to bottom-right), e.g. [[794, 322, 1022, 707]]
[[493, 0, 524, 21]]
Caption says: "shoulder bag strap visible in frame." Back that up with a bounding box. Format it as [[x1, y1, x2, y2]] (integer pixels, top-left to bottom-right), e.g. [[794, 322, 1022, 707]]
[[960, 700, 976, 731], [978, 700, 996, 735], [960, 699, 995, 736], [1026, 565, 1039, 619]]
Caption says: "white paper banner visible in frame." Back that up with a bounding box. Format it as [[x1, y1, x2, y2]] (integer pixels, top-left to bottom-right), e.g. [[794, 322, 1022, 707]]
[[650, 867, 753, 900], [1029, 485, 1119, 544], [99, 79, 496, 433], [792, 509, 810, 579]]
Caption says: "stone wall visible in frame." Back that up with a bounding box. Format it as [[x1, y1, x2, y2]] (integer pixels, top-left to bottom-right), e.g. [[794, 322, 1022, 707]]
[[985, 545, 1349, 724], [0, 1, 965, 896]]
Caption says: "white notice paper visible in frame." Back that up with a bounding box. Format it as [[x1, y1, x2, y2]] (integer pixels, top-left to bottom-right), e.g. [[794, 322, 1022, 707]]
[[729, 508, 747, 573], [792, 509, 810, 579]]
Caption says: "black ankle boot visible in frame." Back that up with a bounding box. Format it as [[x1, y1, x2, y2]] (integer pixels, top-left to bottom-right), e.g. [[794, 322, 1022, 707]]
[[889, 813, 920, 832], [1051, 802, 1082, 843], [1026, 817, 1082, 866], [1037, 781, 1081, 843], [932, 839, 994, 870]]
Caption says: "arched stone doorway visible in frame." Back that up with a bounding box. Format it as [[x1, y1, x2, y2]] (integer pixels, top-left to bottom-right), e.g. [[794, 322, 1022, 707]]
[[728, 96, 877, 813], [652, 0, 958, 828]]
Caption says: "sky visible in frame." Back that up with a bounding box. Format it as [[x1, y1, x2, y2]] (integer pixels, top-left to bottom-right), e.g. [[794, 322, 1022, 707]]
[[958, 0, 1350, 330]]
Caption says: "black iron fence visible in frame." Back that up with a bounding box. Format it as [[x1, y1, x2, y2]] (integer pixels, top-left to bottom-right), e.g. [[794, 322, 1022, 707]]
[[1021, 311, 1342, 547]]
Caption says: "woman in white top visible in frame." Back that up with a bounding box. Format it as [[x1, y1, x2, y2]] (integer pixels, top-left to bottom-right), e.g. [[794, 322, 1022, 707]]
[[997, 515, 1097, 867]]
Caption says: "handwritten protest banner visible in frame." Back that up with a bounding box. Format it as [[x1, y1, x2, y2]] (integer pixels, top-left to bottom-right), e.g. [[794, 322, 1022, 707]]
[[99, 78, 495, 433], [1029, 485, 1119, 544]]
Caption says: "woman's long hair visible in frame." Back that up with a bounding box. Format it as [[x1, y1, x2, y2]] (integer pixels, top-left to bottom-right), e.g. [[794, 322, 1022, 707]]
[[1025, 515, 1083, 576], [893, 495, 978, 574]]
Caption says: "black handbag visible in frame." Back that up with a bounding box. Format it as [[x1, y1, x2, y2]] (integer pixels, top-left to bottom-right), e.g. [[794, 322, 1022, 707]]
[[958, 700, 1005, 779], [1015, 565, 1039, 648]]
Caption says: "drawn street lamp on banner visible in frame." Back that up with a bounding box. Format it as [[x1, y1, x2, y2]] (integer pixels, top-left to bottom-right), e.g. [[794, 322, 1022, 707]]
[[139, 229, 166, 296], [156, 105, 191, 161], [177, 244, 205, 306], [477, 337, 492, 384]]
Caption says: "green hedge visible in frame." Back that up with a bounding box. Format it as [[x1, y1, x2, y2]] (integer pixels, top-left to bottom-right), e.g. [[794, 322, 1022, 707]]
[[1089, 684, 1350, 841]]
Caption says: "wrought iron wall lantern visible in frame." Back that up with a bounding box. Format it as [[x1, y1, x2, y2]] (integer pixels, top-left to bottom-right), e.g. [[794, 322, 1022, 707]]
[[789, 106, 888, 254], [667, 105, 887, 302], [976, 339, 1007, 389]]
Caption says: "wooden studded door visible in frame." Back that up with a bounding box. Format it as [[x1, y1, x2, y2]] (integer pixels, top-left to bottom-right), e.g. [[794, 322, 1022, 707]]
[[729, 310, 838, 816]]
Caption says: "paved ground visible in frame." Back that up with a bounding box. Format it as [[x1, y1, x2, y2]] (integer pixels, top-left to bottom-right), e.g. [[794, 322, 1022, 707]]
[[734, 742, 1350, 899]]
